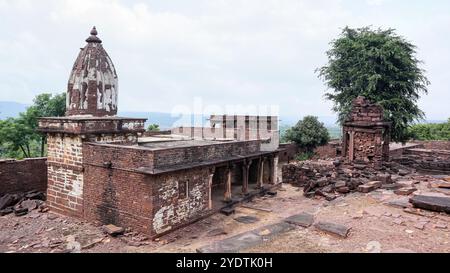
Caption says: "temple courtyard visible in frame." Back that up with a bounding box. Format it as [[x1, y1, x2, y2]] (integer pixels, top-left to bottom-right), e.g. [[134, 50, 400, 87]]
[[1, 176, 449, 253]]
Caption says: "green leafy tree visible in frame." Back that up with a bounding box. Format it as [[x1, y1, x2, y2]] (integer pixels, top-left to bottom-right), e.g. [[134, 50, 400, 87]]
[[0, 93, 66, 158], [147, 124, 160, 132], [317, 26, 430, 142], [285, 116, 330, 155], [0, 118, 36, 158], [408, 118, 450, 140], [25, 93, 66, 156]]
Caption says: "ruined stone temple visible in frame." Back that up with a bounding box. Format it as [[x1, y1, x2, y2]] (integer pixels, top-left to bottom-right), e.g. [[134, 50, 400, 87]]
[[342, 96, 391, 166], [38, 28, 281, 237]]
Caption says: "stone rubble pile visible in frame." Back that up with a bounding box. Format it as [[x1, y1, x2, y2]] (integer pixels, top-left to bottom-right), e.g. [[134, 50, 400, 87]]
[[0, 190, 47, 216], [283, 159, 417, 201]]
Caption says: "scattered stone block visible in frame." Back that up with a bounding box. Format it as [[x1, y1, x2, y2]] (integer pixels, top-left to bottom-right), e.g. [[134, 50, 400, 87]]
[[314, 221, 351, 238], [336, 187, 350, 194], [0, 194, 16, 210], [21, 200, 39, 211], [394, 187, 417, 196], [367, 181, 382, 189], [206, 228, 228, 237], [220, 207, 235, 216], [284, 212, 314, 227], [436, 182, 450, 189], [334, 181, 347, 188], [358, 184, 375, 193], [102, 224, 125, 236], [0, 207, 13, 216], [234, 216, 259, 224], [25, 191, 46, 201], [397, 180, 415, 187], [197, 222, 294, 253], [14, 207, 28, 216], [39, 204, 49, 213], [317, 177, 329, 187], [414, 222, 427, 230], [409, 195, 450, 214], [377, 174, 393, 184], [398, 169, 410, 176], [354, 164, 367, 170], [315, 190, 336, 201], [266, 190, 277, 196]]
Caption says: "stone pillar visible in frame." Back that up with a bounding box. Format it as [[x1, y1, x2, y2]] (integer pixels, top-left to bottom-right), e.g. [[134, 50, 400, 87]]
[[342, 129, 348, 158], [224, 166, 232, 202], [257, 157, 265, 188], [208, 167, 215, 210], [242, 160, 251, 195], [348, 131, 355, 161], [271, 155, 278, 185], [382, 128, 390, 161]]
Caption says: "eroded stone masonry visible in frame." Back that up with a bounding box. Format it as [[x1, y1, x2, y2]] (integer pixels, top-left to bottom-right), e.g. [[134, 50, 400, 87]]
[[342, 96, 390, 167]]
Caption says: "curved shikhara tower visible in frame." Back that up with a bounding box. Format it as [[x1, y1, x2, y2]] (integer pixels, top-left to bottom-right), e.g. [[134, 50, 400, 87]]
[[66, 27, 118, 116]]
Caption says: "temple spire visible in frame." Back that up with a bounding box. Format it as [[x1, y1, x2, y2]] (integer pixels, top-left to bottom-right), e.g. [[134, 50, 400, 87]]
[[86, 26, 102, 43], [67, 26, 117, 116]]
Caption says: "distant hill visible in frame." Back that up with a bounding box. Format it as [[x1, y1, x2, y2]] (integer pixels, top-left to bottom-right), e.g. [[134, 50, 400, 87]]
[[0, 101, 29, 119]]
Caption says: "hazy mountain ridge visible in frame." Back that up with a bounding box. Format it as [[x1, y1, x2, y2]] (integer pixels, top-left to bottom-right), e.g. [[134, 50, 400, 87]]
[[0, 101, 445, 130]]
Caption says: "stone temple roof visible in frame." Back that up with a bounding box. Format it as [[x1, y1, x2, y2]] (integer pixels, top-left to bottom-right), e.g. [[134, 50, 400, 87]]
[[66, 27, 118, 117]]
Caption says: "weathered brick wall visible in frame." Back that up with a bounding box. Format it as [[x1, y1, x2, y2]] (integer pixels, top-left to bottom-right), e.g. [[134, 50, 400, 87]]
[[0, 158, 47, 195], [83, 143, 210, 237], [153, 140, 260, 169], [393, 148, 450, 173], [352, 131, 383, 162], [313, 141, 340, 160], [83, 143, 211, 236], [151, 169, 209, 236], [46, 134, 84, 216], [83, 143, 154, 170], [279, 141, 340, 163], [412, 141, 450, 151], [46, 133, 140, 217], [347, 96, 383, 122], [83, 165, 153, 234], [278, 143, 298, 163]]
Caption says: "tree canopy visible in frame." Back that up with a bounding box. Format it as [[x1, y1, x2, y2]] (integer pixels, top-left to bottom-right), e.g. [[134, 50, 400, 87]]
[[285, 116, 330, 154], [317, 26, 429, 142], [147, 124, 160, 132], [408, 118, 450, 141], [0, 93, 66, 158]]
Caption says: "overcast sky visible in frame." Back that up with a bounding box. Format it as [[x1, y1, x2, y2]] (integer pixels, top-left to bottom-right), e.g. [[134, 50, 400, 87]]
[[0, 0, 449, 120]]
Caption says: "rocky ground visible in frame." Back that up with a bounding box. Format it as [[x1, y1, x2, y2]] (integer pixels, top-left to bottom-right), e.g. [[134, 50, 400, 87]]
[[1, 173, 449, 253]]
